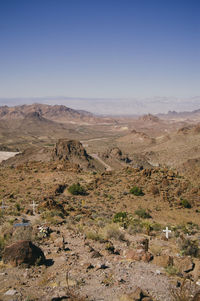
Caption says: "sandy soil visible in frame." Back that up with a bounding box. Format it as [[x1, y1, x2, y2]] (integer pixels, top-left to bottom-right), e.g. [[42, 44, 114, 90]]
[[0, 152, 19, 163]]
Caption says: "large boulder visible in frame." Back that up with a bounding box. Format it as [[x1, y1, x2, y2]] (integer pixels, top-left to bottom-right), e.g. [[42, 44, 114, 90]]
[[173, 256, 194, 274], [124, 248, 153, 263], [3, 240, 46, 267], [120, 287, 154, 301], [152, 255, 173, 268]]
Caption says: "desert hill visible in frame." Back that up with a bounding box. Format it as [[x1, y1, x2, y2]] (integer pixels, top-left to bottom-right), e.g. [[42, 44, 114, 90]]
[[139, 114, 160, 123], [2, 139, 105, 171], [0, 104, 119, 151], [117, 130, 155, 152], [158, 108, 200, 122], [101, 147, 152, 169]]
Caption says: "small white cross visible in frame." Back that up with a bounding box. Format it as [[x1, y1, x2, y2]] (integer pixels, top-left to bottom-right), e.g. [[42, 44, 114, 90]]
[[163, 227, 171, 239], [31, 200, 38, 215]]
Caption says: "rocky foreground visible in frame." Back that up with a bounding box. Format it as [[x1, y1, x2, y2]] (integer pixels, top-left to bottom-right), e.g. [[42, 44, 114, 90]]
[[0, 140, 200, 300]]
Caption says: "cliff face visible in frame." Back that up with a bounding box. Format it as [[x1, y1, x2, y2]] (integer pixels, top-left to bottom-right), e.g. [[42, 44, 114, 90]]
[[52, 139, 90, 162]]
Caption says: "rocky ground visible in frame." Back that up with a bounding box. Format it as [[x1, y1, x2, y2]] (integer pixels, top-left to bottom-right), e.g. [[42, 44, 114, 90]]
[[0, 155, 200, 300]]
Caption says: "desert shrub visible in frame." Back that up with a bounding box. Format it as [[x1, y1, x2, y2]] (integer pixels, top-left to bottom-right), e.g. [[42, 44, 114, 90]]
[[113, 211, 128, 226], [135, 208, 151, 219], [180, 199, 192, 209], [178, 237, 199, 257], [0, 236, 6, 258], [142, 221, 153, 235], [130, 186, 144, 196], [127, 219, 143, 234], [150, 185, 159, 195], [165, 265, 178, 276], [15, 203, 21, 212], [85, 231, 104, 242], [151, 222, 162, 231], [68, 183, 86, 195], [102, 223, 125, 241], [113, 212, 135, 229]]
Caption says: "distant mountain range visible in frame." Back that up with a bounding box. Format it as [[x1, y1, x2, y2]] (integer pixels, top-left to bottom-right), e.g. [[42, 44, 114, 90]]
[[158, 108, 200, 121], [0, 96, 200, 115], [0, 103, 111, 124], [0, 103, 114, 151]]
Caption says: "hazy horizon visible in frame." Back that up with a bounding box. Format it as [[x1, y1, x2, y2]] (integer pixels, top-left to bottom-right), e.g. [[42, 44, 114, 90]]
[[0, 96, 200, 115]]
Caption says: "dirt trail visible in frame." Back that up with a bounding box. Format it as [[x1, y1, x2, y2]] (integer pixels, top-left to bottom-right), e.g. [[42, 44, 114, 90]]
[[90, 153, 113, 171], [0, 151, 19, 163]]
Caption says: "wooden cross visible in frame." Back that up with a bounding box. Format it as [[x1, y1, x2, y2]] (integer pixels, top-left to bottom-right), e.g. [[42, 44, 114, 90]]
[[163, 226, 171, 239]]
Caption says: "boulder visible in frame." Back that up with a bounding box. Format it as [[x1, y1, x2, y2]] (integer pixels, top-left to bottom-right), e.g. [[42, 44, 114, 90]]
[[190, 260, 200, 280], [120, 287, 153, 301], [124, 249, 153, 262], [135, 237, 149, 252], [173, 256, 194, 273], [3, 240, 46, 267], [153, 255, 173, 268]]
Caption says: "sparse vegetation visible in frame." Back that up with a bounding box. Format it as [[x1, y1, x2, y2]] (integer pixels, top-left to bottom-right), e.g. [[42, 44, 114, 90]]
[[113, 211, 127, 222], [0, 106, 200, 300], [180, 199, 192, 209], [102, 223, 125, 241], [178, 237, 199, 257], [0, 236, 6, 258], [130, 186, 144, 196], [68, 183, 86, 195], [165, 265, 178, 275], [134, 208, 151, 219]]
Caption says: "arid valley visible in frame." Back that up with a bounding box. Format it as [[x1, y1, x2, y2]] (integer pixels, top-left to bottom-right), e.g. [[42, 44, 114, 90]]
[[0, 103, 200, 301]]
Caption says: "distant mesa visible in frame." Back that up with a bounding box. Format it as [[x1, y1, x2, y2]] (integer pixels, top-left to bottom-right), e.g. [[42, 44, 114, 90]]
[[139, 114, 160, 123]]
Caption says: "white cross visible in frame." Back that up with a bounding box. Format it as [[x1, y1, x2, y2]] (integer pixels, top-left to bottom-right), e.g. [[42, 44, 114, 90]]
[[163, 227, 171, 239], [31, 200, 38, 215]]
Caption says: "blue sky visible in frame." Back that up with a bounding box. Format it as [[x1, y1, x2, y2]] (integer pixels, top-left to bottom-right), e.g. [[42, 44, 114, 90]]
[[0, 0, 199, 99]]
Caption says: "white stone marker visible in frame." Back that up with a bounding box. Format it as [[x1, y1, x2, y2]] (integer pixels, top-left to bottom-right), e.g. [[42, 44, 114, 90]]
[[31, 200, 38, 215], [163, 226, 171, 239]]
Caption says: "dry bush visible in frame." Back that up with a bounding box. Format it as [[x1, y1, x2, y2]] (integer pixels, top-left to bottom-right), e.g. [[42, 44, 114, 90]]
[[149, 184, 159, 195], [101, 223, 125, 241]]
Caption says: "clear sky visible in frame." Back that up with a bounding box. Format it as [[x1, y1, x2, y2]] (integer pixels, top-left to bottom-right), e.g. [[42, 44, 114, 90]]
[[0, 0, 199, 99]]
